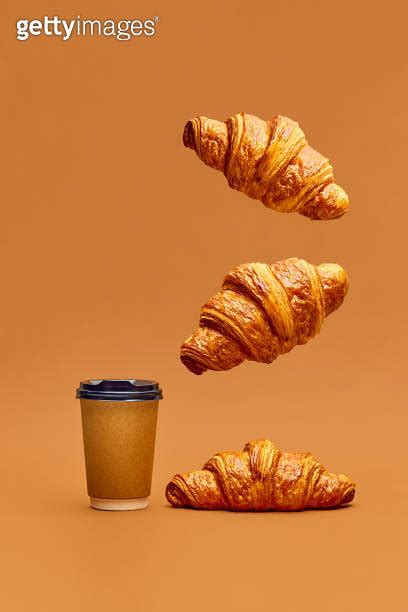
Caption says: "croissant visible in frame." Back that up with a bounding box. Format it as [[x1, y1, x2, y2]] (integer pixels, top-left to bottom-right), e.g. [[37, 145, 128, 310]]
[[166, 439, 355, 511], [180, 257, 348, 375], [183, 112, 349, 220]]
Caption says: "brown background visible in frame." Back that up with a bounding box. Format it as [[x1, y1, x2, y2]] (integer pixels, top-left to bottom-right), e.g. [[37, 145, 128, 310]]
[[1, 0, 407, 610]]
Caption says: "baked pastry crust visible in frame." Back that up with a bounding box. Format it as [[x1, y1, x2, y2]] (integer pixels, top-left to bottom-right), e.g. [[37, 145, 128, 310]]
[[184, 113, 349, 220], [166, 440, 355, 511], [180, 258, 348, 375]]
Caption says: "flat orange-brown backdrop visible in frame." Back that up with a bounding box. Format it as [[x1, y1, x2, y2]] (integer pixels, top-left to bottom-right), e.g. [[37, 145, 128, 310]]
[[1, 0, 407, 610]]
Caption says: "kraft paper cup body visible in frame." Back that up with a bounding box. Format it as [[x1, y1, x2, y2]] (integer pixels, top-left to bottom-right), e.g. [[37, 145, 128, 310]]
[[77, 379, 162, 511]]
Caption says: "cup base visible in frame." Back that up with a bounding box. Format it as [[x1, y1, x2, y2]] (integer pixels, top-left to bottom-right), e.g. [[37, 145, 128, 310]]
[[90, 497, 148, 511]]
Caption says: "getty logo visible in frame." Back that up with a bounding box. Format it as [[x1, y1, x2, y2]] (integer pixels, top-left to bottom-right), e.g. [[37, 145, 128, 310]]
[[16, 16, 159, 42]]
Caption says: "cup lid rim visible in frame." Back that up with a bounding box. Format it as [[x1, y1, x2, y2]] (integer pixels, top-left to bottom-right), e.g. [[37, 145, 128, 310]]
[[76, 378, 163, 401]]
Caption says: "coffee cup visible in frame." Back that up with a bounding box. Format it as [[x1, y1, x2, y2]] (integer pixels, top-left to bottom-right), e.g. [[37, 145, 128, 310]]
[[77, 379, 163, 511]]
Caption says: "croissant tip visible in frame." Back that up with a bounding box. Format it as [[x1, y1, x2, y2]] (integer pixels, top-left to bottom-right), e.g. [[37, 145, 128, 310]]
[[165, 480, 185, 507], [183, 120, 196, 149], [180, 353, 205, 375], [301, 183, 349, 221], [340, 485, 356, 506], [320, 184, 350, 220]]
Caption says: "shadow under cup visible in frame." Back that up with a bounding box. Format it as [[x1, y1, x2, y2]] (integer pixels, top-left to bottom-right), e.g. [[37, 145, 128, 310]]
[[77, 379, 163, 511]]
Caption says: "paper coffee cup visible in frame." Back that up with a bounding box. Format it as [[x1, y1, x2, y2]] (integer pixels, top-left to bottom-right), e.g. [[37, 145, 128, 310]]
[[76, 379, 163, 511]]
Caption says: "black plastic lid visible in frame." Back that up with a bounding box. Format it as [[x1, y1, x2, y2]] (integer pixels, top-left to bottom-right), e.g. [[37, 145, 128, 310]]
[[76, 379, 163, 401]]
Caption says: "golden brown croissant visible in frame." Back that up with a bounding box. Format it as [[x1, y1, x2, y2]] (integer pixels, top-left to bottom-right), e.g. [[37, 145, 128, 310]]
[[166, 439, 355, 511], [181, 257, 348, 375], [183, 112, 349, 220]]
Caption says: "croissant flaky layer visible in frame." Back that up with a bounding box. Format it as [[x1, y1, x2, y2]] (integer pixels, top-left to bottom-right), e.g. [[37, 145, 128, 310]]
[[183, 113, 349, 220], [166, 440, 356, 511], [180, 258, 348, 375]]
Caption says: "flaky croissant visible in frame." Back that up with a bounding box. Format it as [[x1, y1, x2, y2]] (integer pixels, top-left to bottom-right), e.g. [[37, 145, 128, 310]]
[[166, 439, 355, 511], [180, 257, 348, 375], [183, 112, 349, 220]]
